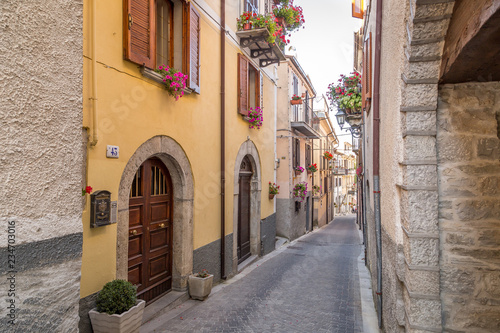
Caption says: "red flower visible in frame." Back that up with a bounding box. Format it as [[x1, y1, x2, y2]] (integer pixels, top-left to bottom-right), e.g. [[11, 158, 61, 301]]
[[85, 186, 93, 194]]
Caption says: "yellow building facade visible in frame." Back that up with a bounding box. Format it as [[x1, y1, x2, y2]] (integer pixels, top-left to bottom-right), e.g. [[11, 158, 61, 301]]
[[80, 0, 280, 329]]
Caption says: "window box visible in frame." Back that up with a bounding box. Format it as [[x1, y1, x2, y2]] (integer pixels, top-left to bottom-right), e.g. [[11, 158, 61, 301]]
[[291, 99, 303, 105], [140, 67, 193, 96]]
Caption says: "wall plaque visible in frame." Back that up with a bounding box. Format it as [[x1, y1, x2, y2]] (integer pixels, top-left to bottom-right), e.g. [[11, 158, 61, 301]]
[[90, 190, 112, 228]]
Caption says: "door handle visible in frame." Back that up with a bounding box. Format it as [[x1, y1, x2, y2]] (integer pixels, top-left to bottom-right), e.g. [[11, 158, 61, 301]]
[[159, 223, 165, 229], [130, 230, 137, 235]]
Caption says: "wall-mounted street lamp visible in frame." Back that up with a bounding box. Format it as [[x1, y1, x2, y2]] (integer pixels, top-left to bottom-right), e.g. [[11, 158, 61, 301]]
[[335, 108, 362, 138], [335, 109, 346, 129]]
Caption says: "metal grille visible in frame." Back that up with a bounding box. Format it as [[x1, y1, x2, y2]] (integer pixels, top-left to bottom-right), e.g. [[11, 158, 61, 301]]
[[244, 0, 259, 14], [130, 166, 142, 198], [151, 166, 168, 196]]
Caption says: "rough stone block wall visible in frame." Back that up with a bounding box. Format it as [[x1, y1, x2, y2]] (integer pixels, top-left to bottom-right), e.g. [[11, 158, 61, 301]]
[[0, 0, 83, 331], [395, 1, 455, 331], [437, 82, 500, 332]]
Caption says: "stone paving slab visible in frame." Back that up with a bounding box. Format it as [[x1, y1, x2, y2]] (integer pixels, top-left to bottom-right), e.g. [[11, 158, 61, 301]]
[[142, 216, 366, 333]]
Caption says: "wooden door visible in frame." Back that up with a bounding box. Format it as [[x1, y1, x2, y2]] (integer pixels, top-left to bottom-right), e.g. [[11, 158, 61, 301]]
[[238, 156, 252, 264], [128, 158, 173, 304]]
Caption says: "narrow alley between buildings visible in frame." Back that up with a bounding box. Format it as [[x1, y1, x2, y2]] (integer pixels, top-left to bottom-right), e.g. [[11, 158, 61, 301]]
[[141, 216, 377, 333]]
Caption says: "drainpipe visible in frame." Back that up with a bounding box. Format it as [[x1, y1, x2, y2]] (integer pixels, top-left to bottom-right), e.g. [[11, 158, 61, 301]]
[[373, 0, 383, 328], [220, 0, 227, 280], [89, 0, 99, 147]]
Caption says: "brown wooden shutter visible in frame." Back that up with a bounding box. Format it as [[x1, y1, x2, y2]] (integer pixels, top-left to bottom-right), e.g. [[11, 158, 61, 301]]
[[238, 54, 249, 116], [123, 0, 155, 68], [183, 3, 201, 93], [296, 139, 301, 168], [256, 72, 262, 109], [352, 0, 364, 19], [362, 32, 372, 111]]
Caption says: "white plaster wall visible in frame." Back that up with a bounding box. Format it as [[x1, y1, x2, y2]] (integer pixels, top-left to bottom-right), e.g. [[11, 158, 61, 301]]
[[0, 0, 84, 244], [378, 0, 407, 245]]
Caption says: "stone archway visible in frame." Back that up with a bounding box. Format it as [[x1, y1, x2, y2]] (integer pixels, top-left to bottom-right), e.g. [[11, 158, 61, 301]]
[[116, 136, 194, 291], [396, 2, 456, 332], [232, 140, 261, 272]]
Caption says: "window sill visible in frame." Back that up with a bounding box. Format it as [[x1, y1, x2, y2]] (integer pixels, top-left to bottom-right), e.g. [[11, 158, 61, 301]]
[[140, 67, 193, 95]]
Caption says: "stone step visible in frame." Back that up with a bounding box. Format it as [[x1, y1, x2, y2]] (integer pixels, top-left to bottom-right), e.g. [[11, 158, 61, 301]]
[[141, 290, 189, 326]]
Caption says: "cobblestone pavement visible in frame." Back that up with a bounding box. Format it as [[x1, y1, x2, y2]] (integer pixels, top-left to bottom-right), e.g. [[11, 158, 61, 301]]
[[144, 216, 364, 333]]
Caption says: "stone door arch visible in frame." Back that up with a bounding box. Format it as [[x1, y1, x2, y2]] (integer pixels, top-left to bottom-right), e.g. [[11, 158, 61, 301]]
[[116, 136, 194, 291], [232, 140, 261, 272]]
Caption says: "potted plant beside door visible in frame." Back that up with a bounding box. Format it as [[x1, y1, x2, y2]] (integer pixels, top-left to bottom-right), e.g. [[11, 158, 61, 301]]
[[188, 269, 214, 301], [89, 280, 145, 333]]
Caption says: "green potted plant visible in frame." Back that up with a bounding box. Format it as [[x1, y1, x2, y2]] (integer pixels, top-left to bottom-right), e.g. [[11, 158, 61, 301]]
[[293, 182, 308, 202], [273, 2, 305, 32], [327, 72, 362, 114], [294, 165, 304, 176], [89, 279, 145, 333], [291, 94, 302, 105], [312, 185, 321, 196], [269, 182, 280, 199], [306, 163, 318, 174], [237, 12, 284, 45], [188, 269, 214, 301]]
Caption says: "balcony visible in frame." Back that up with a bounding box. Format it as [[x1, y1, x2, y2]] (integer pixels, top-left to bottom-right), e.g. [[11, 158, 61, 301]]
[[291, 97, 320, 139], [236, 28, 286, 67], [333, 168, 347, 175]]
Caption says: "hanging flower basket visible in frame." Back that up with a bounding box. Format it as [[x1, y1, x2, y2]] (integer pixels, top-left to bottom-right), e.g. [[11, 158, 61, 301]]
[[294, 166, 304, 176], [306, 164, 318, 174], [323, 151, 333, 160], [291, 94, 302, 105], [293, 182, 308, 202], [269, 182, 279, 199]]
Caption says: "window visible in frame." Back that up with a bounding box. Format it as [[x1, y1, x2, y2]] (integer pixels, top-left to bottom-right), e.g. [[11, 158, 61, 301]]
[[305, 144, 311, 168], [292, 74, 299, 120], [244, 0, 259, 14], [123, 0, 200, 93], [292, 138, 300, 169], [362, 32, 372, 111], [238, 54, 261, 116], [156, 0, 173, 67]]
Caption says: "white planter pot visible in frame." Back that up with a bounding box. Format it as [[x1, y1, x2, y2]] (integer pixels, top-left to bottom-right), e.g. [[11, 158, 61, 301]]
[[188, 274, 214, 300], [89, 299, 145, 333]]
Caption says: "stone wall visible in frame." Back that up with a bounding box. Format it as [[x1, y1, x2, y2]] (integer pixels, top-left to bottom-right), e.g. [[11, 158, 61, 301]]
[[0, 0, 83, 331], [260, 213, 276, 256], [437, 82, 500, 332], [276, 197, 308, 241]]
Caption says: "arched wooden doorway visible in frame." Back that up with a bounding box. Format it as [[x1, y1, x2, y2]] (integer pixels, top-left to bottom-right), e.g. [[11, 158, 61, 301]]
[[237, 156, 253, 264], [128, 157, 173, 303]]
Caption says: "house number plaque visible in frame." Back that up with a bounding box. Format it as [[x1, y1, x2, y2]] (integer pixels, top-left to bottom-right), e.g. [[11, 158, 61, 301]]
[[90, 190, 112, 228]]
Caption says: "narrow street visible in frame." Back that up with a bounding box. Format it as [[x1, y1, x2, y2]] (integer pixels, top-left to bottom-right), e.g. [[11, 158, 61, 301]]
[[142, 216, 372, 333]]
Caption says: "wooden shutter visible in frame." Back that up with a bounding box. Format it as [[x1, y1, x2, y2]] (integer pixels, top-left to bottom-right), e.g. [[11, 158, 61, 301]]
[[362, 32, 372, 111], [295, 139, 300, 166], [352, 0, 363, 19], [123, 0, 155, 68], [183, 3, 201, 93], [238, 54, 249, 115], [255, 70, 263, 108]]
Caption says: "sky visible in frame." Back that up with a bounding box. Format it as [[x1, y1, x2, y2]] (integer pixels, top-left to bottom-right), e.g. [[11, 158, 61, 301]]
[[287, 0, 363, 150]]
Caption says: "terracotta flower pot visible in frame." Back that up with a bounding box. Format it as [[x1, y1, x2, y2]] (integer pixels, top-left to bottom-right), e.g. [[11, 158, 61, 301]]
[[294, 170, 302, 176], [291, 99, 302, 105], [276, 17, 286, 27], [269, 193, 275, 200], [243, 23, 252, 30]]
